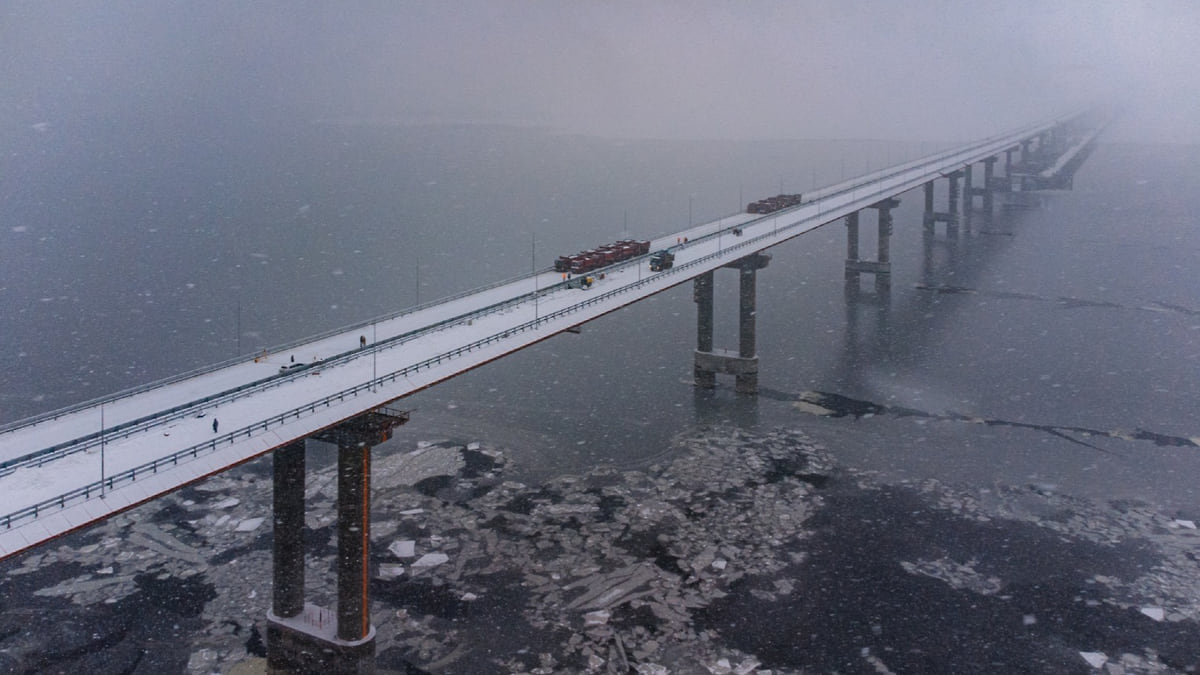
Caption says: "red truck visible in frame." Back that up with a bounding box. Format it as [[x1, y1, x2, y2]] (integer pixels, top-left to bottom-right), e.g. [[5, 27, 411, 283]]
[[747, 193, 802, 214], [554, 239, 651, 274]]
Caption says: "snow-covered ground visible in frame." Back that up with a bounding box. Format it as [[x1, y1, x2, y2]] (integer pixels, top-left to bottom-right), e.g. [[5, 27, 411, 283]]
[[0, 111, 1092, 559]]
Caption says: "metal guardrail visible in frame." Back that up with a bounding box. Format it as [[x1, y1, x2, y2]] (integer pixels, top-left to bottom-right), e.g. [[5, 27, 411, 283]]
[[1, 108, 1097, 530], [0, 267, 554, 438], [0, 267, 570, 478]]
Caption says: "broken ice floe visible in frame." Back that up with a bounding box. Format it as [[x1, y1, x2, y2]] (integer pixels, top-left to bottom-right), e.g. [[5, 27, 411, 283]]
[[1139, 606, 1165, 621], [583, 609, 611, 626], [1079, 651, 1108, 668], [900, 558, 1002, 595], [374, 443, 465, 489], [4, 427, 1198, 674], [411, 553, 449, 568], [379, 564, 405, 580], [234, 517, 264, 532], [388, 540, 416, 558]]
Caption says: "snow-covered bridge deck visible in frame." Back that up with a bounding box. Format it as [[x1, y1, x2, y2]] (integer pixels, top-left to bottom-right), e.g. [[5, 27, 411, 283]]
[[0, 110, 1098, 559]]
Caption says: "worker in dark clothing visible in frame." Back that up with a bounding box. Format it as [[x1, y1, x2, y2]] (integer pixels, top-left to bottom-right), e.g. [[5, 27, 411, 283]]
[[212, 418, 219, 433], [360, 335, 367, 348]]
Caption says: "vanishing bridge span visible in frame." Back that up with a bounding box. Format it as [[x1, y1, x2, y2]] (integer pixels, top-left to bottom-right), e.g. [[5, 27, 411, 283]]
[[0, 108, 1107, 671]]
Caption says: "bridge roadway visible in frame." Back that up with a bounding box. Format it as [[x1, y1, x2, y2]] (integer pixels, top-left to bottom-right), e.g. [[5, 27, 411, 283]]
[[0, 110, 1094, 559]]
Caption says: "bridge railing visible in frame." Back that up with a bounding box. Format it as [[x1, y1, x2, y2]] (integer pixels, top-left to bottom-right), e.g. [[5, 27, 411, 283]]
[[0, 264, 555, 438], [0, 265, 579, 477]]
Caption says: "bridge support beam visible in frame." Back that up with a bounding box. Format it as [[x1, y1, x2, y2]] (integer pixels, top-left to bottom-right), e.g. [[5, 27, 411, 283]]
[[335, 443, 371, 643], [965, 157, 998, 224], [272, 439, 306, 620], [947, 170, 961, 229], [845, 198, 896, 297], [694, 272, 715, 389], [694, 253, 770, 394], [961, 164, 974, 230], [981, 157, 996, 218], [923, 173, 959, 237], [845, 211, 860, 266], [267, 408, 408, 675]]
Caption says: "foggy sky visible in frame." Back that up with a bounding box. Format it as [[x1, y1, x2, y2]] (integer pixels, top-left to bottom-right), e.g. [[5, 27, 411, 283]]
[[3, 1, 1198, 143]]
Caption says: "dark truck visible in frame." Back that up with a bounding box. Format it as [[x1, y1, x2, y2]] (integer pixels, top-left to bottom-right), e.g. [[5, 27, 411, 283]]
[[649, 250, 675, 272]]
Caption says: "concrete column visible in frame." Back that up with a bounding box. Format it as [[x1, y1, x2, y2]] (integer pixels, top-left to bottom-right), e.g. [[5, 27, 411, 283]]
[[268, 408, 407, 675], [336, 444, 371, 642], [872, 199, 896, 295], [272, 439, 306, 619], [962, 164, 974, 229], [982, 157, 996, 217], [736, 263, 757, 394], [844, 211, 860, 279], [693, 255, 767, 394], [876, 207, 891, 269], [693, 272, 715, 389], [1005, 148, 1015, 176], [923, 181, 935, 231], [946, 171, 961, 237]]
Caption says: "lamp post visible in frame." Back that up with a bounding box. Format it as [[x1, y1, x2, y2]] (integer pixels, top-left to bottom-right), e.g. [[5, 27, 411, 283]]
[[532, 234, 538, 321], [235, 299, 242, 356], [100, 403, 106, 498]]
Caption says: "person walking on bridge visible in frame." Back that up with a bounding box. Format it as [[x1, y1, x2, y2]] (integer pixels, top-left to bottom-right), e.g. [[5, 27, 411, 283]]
[[212, 418, 219, 433]]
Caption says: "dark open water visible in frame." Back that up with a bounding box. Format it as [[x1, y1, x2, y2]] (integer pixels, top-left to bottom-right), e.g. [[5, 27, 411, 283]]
[[2, 122, 1198, 672]]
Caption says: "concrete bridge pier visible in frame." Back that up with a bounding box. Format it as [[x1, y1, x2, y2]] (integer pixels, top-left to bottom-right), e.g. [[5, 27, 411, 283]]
[[922, 174, 960, 238], [267, 408, 408, 675], [946, 170, 961, 233], [923, 182, 934, 232], [961, 164, 974, 230], [965, 157, 999, 225], [845, 198, 897, 297], [981, 157, 997, 218], [272, 439, 306, 620], [845, 211, 861, 270], [693, 253, 770, 394]]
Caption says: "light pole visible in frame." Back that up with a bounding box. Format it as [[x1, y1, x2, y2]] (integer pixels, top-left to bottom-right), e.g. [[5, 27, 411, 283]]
[[372, 322, 377, 392], [235, 299, 242, 356], [100, 403, 106, 498], [532, 234, 538, 321]]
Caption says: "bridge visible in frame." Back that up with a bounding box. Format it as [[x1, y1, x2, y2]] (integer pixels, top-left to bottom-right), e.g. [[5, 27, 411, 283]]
[[0, 108, 1107, 671]]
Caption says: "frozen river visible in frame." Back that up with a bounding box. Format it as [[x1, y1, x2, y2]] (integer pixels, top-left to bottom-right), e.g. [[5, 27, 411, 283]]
[[1, 124, 1197, 672]]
